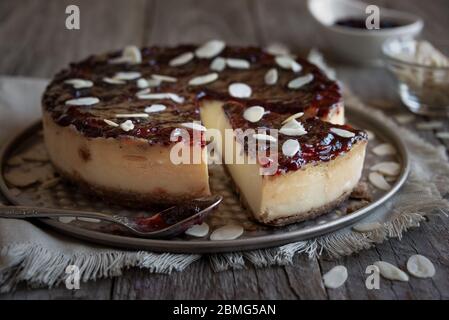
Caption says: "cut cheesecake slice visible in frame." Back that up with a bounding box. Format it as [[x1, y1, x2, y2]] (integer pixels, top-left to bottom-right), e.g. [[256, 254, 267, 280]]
[[41, 43, 366, 225], [201, 100, 367, 225]]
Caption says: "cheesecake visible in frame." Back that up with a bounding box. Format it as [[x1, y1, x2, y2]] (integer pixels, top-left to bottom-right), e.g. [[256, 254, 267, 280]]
[[42, 42, 367, 225]]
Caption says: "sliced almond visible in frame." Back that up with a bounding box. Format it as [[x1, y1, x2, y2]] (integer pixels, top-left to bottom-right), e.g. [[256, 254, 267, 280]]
[[188, 73, 218, 86], [374, 261, 409, 282], [64, 79, 93, 89], [77, 217, 101, 223], [330, 127, 355, 138], [252, 133, 277, 143], [280, 119, 307, 136], [65, 97, 99, 106], [103, 77, 126, 85], [352, 221, 382, 233], [181, 122, 207, 132], [229, 83, 252, 98], [5, 169, 39, 187], [120, 120, 134, 132], [265, 43, 290, 56], [416, 121, 444, 130], [185, 223, 209, 237], [226, 58, 250, 69], [169, 52, 194, 67], [151, 74, 177, 83], [136, 88, 151, 96], [137, 93, 184, 104], [109, 45, 142, 64], [372, 143, 396, 156], [113, 71, 141, 81], [287, 74, 314, 89], [20, 145, 49, 162], [195, 40, 226, 58], [137, 78, 150, 89], [275, 55, 302, 72], [210, 57, 226, 71], [243, 106, 265, 123], [369, 172, 391, 191], [282, 112, 304, 124], [115, 113, 149, 118], [370, 161, 401, 176], [210, 224, 244, 240], [436, 131, 449, 140], [59, 217, 76, 223], [40, 177, 61, 189], [104, 119, 119, 127], [282, 139, 300, 157], [144, 104, 166, 113], [264, 68, 278, 85], [406, 254, 436, 278], [323, 265, 348, 289]]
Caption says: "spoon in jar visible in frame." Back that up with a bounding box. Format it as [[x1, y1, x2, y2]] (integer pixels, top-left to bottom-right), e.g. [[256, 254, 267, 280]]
[[0, 195, 222, 239]]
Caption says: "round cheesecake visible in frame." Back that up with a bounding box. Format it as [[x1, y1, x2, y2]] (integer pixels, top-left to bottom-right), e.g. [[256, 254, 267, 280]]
[[42, 41, 366, 225]]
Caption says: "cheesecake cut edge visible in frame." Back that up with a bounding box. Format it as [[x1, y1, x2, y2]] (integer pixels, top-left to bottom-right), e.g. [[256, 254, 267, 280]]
[[42, 111, 211, 206]]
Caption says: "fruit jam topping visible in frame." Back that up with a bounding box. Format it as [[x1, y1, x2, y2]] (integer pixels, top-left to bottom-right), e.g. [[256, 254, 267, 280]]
[[43, 45, 341, 144]]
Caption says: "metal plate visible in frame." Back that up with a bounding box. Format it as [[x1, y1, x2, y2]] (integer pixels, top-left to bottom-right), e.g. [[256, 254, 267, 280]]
[[0, 108, 410, 253]]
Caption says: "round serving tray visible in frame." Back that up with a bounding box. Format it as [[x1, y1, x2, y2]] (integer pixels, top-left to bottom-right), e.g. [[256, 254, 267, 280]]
[[0, 108, 410, 253]]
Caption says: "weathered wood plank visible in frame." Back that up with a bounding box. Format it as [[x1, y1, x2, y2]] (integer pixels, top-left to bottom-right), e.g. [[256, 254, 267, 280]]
[[0, 0, 148, 78]]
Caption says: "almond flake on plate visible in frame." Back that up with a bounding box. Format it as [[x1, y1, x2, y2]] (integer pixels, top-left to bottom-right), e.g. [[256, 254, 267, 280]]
[[5, 169, 39, 187], [287, 74, 314, 89], [394, 114, 415, 124], [195, 40, 226, 59], [40, 177, 61, 189], [104, 119, 119, 127], [185, 223, 209, 237], [65, 97, 100, 106], [436, 131, 449, 139], [226, 58, 250, 69], [416, 121, 444, 130], [59, 217, 76, 224], [370, 161, 401, 176], [374, 261, 409, 282], [103, 77, 126, 85], [137, 92, 184, 104], [169, 52, 194, 67], [275, 55, 302, 72], [282, 139, 300, 157], [243, 106, 265, 123], [115, 113, 149, 118], [210, 57, 226, 71], [406, 254, 436, 278], [330, 127, 355, 138], [229, 83, 252, 98], [77, 217, 101, 223], [369, 172, 391, 191], [144, 104, 166, 113], [113, 71, 142, 81], [120, 120, 134, 132], [64, 79, 93, 89], [264, 43, 290, 56], [109, 45, 142, 64], [282, 112, 304, 124], [352, 221, 382, 233], [188, 73, 218, 86], [181, 122, 207, 131], [280, 119, 307, 136], [20, 145, 49, 162], [372, 143, 396, 156], [152, 74, 177, 83], [210, 224, 244, 241], [252, 133, 277, 143], [323, 266, 348, 289], [264, 68, 278, 85]]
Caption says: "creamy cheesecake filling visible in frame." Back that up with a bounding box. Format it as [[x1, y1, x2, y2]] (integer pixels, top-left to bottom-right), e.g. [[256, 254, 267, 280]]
[[43, 112, 210, 204], [200, 100, 366, 225]]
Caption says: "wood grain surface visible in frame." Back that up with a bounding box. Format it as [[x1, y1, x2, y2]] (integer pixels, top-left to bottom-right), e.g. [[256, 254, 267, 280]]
[[0, 0, 448, 300]]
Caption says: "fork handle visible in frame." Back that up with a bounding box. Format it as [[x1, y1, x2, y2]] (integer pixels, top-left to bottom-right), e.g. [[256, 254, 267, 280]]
[[0, 205, 112, 221]]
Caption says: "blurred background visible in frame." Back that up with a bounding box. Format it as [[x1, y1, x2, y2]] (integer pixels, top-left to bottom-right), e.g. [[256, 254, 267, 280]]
[[0, 0, 447, 78]]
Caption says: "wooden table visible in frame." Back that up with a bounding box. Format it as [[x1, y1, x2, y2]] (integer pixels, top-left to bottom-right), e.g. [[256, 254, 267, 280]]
[[0, 0, 448, 300]]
